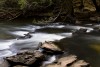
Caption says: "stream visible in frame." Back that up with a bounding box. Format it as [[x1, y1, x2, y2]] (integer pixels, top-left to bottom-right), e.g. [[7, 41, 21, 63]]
[[0, 20, 100, 67]]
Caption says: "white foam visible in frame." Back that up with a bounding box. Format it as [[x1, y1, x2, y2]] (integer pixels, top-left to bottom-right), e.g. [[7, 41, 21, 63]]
[[47, 25, 65, 28], [20, 27, 36, 31], [7, 33, 67, 52], [20, 25, 41, 31], [10, 31, 29, 36], [58, 33, 72, 37], [66, 25, 82, 30], [0, 40, 14, 50], [15, 25, 42, 31], [0, 50, 15, 57], [30, 33, 65, 42], [43, 55, 56, 66], [82, 27, 94, 33], [66, 25, 94, 33], [13, 33, 65, 44], [94, 24, 100, 27]]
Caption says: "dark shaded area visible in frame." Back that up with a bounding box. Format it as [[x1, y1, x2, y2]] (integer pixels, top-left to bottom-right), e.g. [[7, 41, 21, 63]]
[[36, 28, 71, 33], [55, 35, 100, 67], [0, 0, 99, 23], [92, 0, 100, 12]]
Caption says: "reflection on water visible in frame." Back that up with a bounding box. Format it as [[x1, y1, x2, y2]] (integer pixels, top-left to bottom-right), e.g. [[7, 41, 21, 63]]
[[57, 35, 100, 67], [0, 20, 100, 67], [90, 44, 100, 53]]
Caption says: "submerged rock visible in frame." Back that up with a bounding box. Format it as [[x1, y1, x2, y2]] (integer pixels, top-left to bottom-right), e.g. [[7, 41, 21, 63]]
[[76, 28, 88, 33], [17, 33, 32, 40]]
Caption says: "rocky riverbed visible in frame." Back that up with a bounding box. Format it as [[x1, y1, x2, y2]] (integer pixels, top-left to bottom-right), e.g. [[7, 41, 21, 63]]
[[0, 41, 90, 67], [0, 21, 100, 67]]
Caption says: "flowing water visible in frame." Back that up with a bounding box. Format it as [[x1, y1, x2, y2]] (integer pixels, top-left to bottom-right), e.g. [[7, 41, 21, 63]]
[[0, 20, 100, 67]]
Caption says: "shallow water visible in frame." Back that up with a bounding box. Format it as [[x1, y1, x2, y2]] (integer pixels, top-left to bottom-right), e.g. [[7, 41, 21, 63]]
[[0, 20, 100, 67]]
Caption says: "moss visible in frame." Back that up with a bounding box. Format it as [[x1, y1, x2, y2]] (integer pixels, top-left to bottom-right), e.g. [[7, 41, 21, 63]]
[[18, 0, 28, 10], [90, 44, 100, 53]]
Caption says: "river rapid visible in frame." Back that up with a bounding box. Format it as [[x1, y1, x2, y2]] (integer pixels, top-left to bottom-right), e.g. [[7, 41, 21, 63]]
[[0, 20, 100, 67]]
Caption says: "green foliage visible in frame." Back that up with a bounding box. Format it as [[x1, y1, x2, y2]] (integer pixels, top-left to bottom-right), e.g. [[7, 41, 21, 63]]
[[17, 0, 53, 11], [18, 0, 28, 10]]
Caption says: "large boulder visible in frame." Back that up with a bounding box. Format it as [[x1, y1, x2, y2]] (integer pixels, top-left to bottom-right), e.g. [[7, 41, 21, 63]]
[[5, 50, 44, 66], [40, 41, 63, 54]]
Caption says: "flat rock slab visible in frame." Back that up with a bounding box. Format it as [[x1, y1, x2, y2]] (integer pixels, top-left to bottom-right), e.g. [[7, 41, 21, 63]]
[[46, 55, 89, 67], [70, 60, 89, 67], [13, 65, 28, 67], [58, 55, 77, 67], [41, 41, 61, 51], [5, 50, 44, 66], [46, 55, 77, 67], [40, 41, 63, 54]]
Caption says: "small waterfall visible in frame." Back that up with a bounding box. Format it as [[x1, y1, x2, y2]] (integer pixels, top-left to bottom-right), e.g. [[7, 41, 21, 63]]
[[43, 55, 56, 66]]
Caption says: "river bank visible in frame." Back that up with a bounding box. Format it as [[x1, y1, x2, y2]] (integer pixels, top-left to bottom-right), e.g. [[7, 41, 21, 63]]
[[0, 41, 90, 67], [0, 0, 100, 24]]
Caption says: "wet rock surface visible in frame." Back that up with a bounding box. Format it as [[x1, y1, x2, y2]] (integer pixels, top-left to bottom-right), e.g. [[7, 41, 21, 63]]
[[0, 59, 9, 67], [46, 55, 90, 67], [17, 33, 32, 40], [13, 65, 28, 67], [70, 60, 89, 67], [40, 41, 64, 54], [5, 50, 44, 67], [3, 41, 90, 67], [40, 41, 61, 51]]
